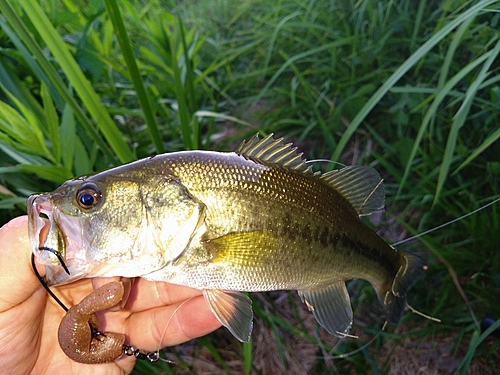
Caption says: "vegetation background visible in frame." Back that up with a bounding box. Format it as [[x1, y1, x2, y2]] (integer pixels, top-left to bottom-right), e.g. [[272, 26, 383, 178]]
[[0, 0, 499, 373]]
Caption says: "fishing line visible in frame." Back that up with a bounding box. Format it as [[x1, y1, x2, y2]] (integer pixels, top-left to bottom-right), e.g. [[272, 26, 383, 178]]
[[152, 297, 197, 364], [305, 159, 346, 167], [392, 196, 500, 246]]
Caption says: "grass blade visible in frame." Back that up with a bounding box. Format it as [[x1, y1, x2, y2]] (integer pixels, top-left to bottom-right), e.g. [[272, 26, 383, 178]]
[[279, 49, 337, 151], [242, 337, 252, 375], [0, 0, 118, 163], [456, 125, 500, 173], [194, 111, 252, 127], [0, 98, 50, 160], [19, 164, 73, 184], [103, 0, 165, 154], [60, 104, 77, 172], [0, 59, 45, 119], [197, 336, 232, 373], [40, 82, 61, 163], [253, 38, 355, 107], [438, 16, 474, 89], [331, 0, 498, 162], [397, 52, 491, 197], [434, 37, 500, 204], [17, 0, 134, 163], [0, 17, 64, 110], [454, 319, 500, 375], [178, 18, 200, 149], [168, 25, 193, 150], [263, 11, 302, 75]]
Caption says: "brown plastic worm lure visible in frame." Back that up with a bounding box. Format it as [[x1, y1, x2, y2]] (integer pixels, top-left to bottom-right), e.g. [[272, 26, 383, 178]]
[[32, 252, 161, 364], [57, 281, 126, 363]]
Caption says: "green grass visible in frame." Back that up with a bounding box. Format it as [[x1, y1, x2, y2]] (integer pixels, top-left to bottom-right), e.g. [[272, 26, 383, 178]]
[[1, 0, 499, 373]]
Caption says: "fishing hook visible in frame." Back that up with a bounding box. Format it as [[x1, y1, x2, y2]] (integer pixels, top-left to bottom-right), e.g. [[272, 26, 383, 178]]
[[37, 246, 70, 275], [31, 253, 69, 312]]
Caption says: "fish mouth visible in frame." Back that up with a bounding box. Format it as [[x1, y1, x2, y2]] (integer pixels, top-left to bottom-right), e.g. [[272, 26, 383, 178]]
[[28, 194, 89, 285]]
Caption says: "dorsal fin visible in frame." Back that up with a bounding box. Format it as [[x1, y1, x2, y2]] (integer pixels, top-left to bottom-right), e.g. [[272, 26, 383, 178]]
[[236, 134, 384, 216], [235, 133, 313, 174], [321, 166, 385, 216]]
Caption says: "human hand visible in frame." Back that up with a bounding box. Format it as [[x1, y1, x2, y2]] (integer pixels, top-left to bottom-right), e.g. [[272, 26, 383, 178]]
[[0, 216, 221, 375]]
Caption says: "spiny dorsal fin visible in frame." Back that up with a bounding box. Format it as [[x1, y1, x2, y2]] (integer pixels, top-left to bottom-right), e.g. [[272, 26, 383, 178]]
[[235, 133, 313, 174], [236, 134, 384, 215], [321, 166, 385, 216]]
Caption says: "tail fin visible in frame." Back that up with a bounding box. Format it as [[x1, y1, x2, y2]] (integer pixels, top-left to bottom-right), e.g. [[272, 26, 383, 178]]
[[380, 251, 427, 323]]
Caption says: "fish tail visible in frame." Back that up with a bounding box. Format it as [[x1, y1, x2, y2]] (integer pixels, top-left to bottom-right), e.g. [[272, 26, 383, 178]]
[[379, 251, 427, 323]]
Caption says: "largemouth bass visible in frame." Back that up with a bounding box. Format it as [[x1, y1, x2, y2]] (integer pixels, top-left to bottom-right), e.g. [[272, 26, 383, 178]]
[[28, 134, 426, 341]]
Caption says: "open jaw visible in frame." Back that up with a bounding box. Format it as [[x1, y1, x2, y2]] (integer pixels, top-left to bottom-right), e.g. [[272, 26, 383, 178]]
[[28, 194, 89, 285]]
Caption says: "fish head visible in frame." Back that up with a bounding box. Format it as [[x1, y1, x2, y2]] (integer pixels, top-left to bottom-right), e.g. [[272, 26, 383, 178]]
[[28, 168, 206, 285]]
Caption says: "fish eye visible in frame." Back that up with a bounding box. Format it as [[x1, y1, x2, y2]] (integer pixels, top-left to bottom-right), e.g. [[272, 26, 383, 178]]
[[76, 184, 102, 209]]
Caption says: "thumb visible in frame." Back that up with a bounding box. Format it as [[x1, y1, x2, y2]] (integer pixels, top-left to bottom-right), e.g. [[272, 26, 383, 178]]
[[0, 216, 46, 311]]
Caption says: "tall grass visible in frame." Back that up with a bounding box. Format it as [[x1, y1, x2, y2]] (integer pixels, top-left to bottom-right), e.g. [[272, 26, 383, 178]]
[[0, 0, 499, 373]]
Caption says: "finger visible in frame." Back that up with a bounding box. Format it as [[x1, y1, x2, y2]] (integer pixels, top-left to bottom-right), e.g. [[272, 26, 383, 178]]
[[49, 278, 94, 310], [114, 354, 137, 374], [92, 277, 135, 311], [124, 278, 203, 312], [0, 216, 47, 310], [92, 276, 122, 291], [123, 295, 221, 350]]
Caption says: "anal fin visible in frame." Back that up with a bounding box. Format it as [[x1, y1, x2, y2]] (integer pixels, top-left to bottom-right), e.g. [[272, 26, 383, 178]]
[[298, 281, 353, 337], [203, 289, 253, 342]]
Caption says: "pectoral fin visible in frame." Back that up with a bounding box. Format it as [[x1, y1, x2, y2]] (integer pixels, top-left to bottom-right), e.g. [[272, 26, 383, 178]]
[[298, 282, 353, 337], [203, 289, 253, 342]]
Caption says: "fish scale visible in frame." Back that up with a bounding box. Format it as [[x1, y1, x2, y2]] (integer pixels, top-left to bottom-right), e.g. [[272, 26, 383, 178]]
[[167, 153, 348, 231]]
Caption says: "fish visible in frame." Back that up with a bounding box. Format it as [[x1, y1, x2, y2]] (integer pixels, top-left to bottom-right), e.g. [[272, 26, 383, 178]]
[[28, 133, 426, 346]]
